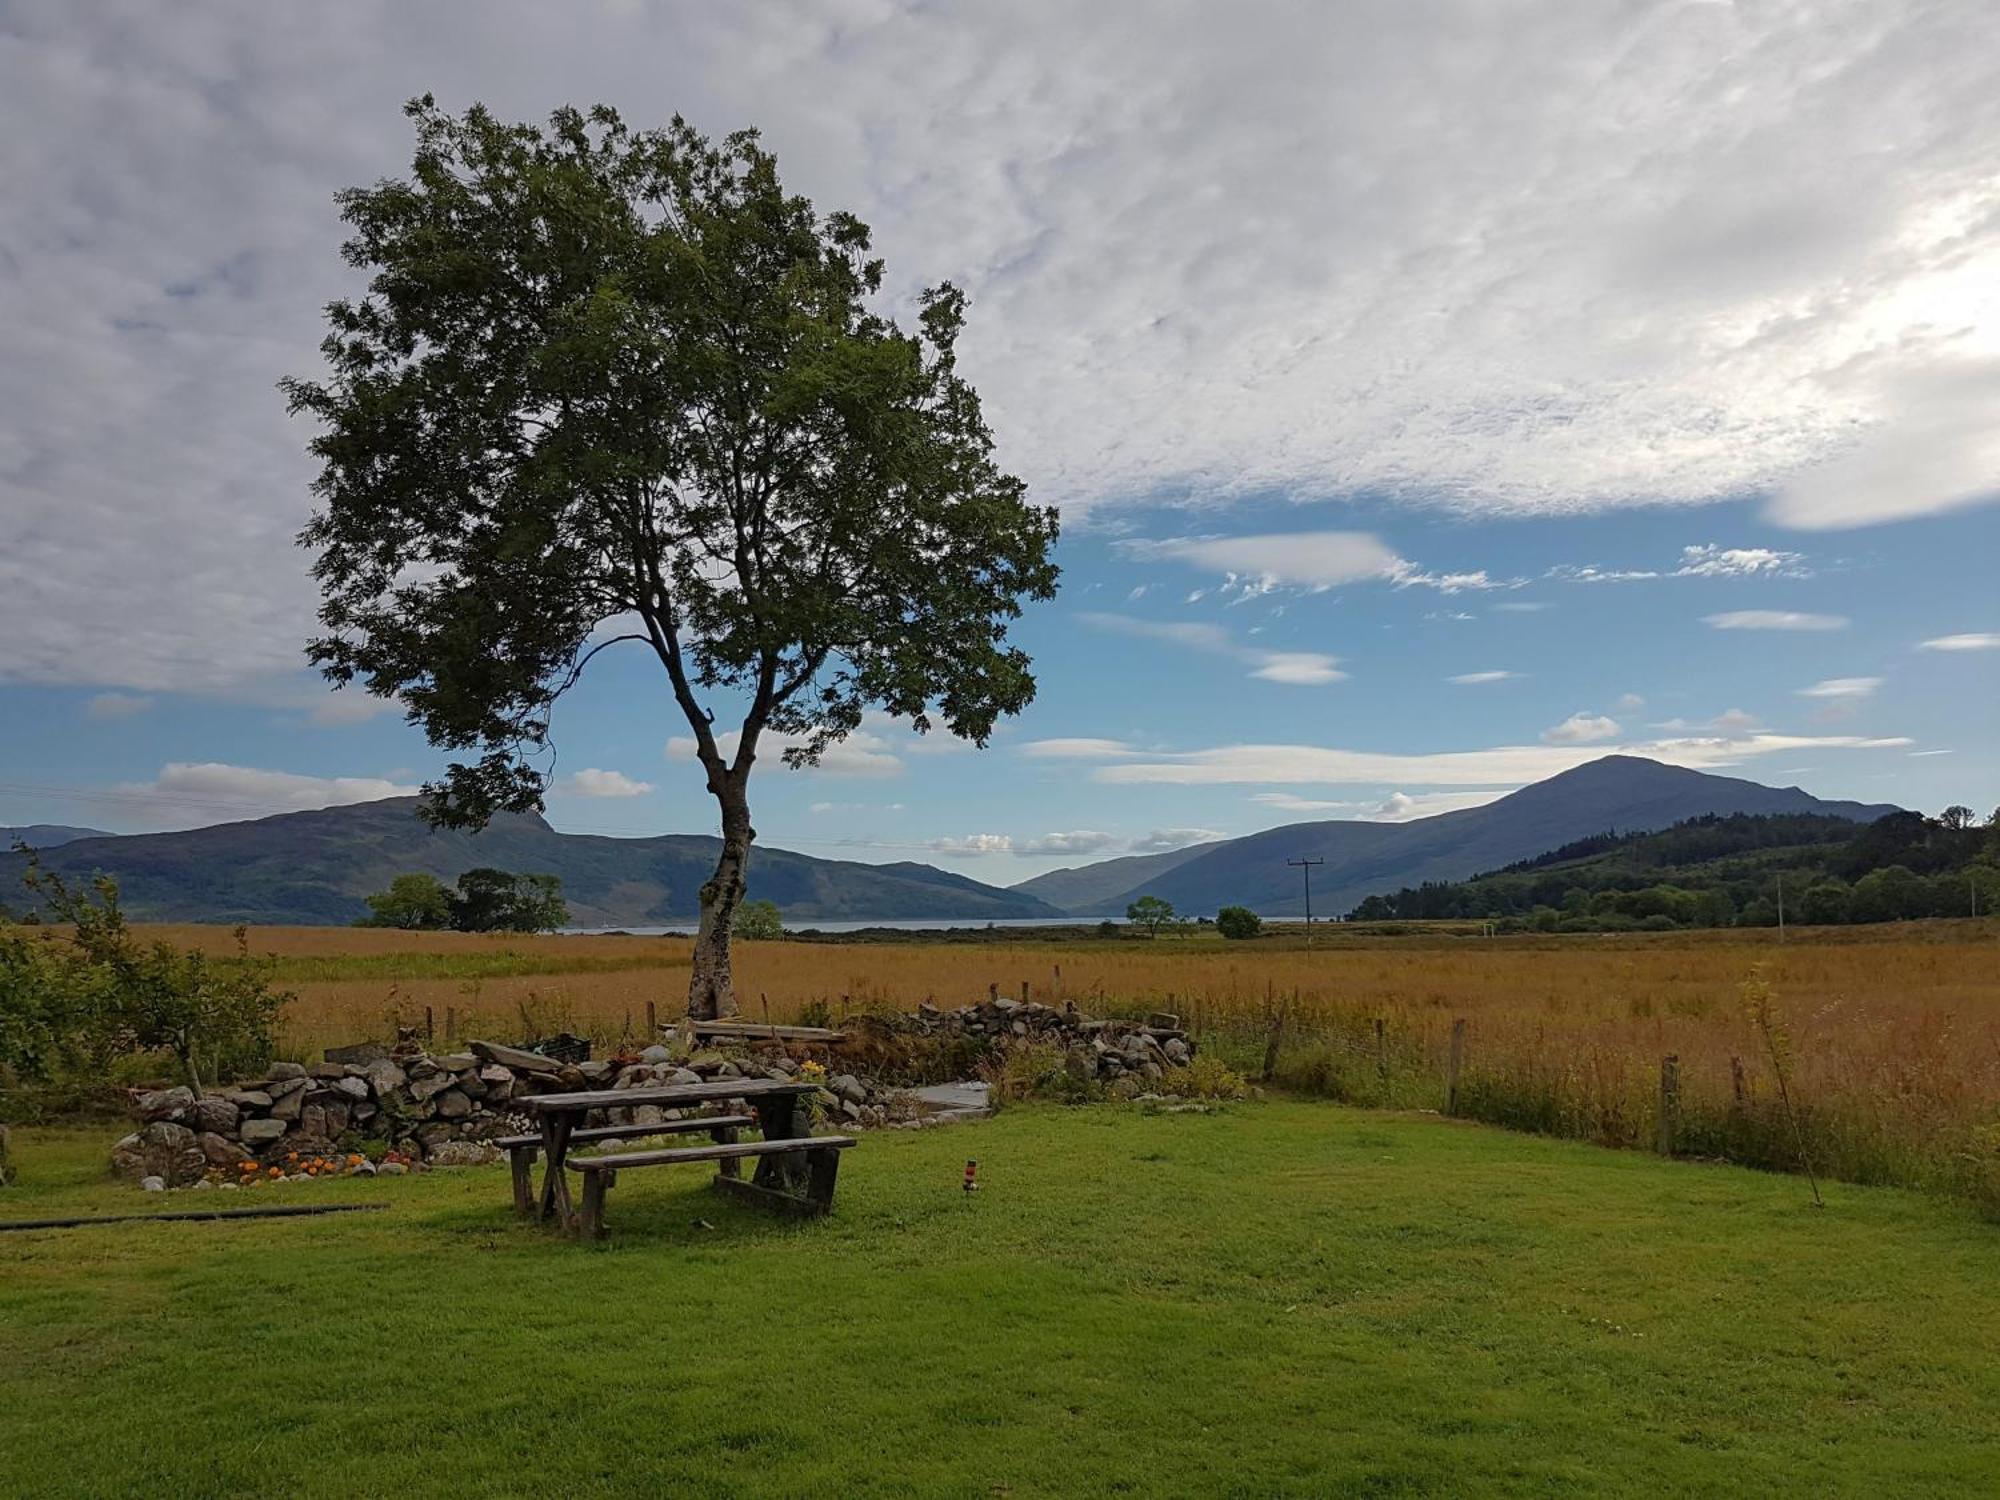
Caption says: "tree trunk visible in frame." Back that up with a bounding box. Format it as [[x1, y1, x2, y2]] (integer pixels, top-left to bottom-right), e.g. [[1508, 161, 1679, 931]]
[[687, 777, 752, 1020]]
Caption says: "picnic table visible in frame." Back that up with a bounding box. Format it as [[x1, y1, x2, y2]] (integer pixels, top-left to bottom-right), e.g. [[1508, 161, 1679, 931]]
[[513, 1078, 854, 1238]]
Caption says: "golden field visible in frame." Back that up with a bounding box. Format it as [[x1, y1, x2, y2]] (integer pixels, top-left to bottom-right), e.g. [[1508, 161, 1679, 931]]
[[144, 918, 2000, 1207]]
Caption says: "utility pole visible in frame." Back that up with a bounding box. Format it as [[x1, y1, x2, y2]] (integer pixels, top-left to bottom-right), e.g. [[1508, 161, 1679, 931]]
[[1776, 873, 1785, 941], [1288, 857, 1325, 949]]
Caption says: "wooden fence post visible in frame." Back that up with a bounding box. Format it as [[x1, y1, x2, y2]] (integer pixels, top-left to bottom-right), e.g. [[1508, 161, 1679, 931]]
[[1021, 979, 1030, 1003], [1374, 1017, 1388, 1084], [1658, 1054, 1681, 1156], [1261, 990, 1292, 1082], [1445, 1019, 1467, 1115], [989, 982, 999, 1003], [424, 1006, 434, 1043], [444, 1006, 456, 1043], [646, 1001, 657, 1037]]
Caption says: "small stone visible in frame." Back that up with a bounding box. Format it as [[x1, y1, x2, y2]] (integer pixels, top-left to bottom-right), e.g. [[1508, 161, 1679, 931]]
[[139, 1175, 167, 1192], [324, 1101, 351, 1135], [456, 1073, 488, 1099], [716, 1060, 741, 1079], [333, 1075, 370, 1101], [577, 1060, 612, 1082], [268, 1075, 309, 1100], [639, 1044, 673, 1064], [230, 1089, 273, 1109], [376, 1161, 407, 1176], [668, 1068, 702, 1086], [1164, 1038, 1192, 1065], [308, 1061, 348, 1080], [426, 1140, 498, 1168], [477, 1064, 513, 1085], [632, 1104, 666, 1127]]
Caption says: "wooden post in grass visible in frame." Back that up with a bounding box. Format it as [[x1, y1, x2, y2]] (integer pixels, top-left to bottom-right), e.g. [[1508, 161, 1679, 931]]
[[646, 1001, 657, 1036], [424, 1006, 434, 1042], [1374, 1017, 1388, 1084], [1022, 979, 1029, 1002], [444, 1006, 457, 1043], [1446, 1019, 1467, 1115], [1261, 990, 1292, 1082], [1658, 1054, 1681, 1156], [989, 982, 999, 1003]]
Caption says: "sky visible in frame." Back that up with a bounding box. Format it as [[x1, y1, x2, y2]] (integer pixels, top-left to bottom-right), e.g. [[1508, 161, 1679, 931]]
[[1, 0, 1995, 886]]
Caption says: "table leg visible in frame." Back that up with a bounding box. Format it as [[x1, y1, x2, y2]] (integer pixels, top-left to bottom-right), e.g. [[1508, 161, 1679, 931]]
[[753, 1094, 806, 1193], [536, 1114, 576, 1227]]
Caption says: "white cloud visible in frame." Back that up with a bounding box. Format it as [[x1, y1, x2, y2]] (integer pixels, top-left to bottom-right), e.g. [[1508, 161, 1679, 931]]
[[666, 727, 905, 778], [308, 691, 398, 727], [1021, 737, 1142, 760], [1079, 612, 1345, 687], [1449, 670, 1520, 685], [1250, 792, 1348, 812], [809, 800, 906, 813], [107, 762, 420, 830], [1127, 827, 1226, 854], [928, 833, 1013, 856], [1541, 712, 1622, 745], [1492, 601, 1552, 613], [1254, 787, 1507, 821], [84, 693, 152, 720], [1092, 733, 1911, 788], [1017, 830, 1122, 856], [1797, 677, 1882, 700], [5, 3, 1999, 700], [1919, 633, 2000, 651], [1121, 533, 1401, 590], [1614, 693, 1646, 712], [1672, 544, 1810, 578], [562, 768, 655, 798], [1909, 748, 1955, 757], [1704, 610, 1849, 632], [1655, 707, 1762, 733]]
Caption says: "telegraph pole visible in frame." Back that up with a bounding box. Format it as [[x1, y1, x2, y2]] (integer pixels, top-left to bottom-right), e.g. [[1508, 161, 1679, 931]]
[[1288, 857, 1325, 949]]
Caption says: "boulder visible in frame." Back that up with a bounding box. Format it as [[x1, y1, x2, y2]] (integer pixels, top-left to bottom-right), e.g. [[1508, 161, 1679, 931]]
[[333, 1075, 371, 1101], [408, 1071, 456, 1102], [468, 1040, 562, 1076], [362, 1059, 407, 1097], [196, 1131, 240, 1167], [268, 1075, 309, 1100], [241, 1117, 288, 1146], [110, 1134, 147, 1181], [135, 1086, 195, 1123], [639, 1044, 673, 1065], [434, 1089, 474, 1119], [266, 1061, 307, 1082], [300, 1104, 328, 1140], [140, 1175, 166, 1192], [228, 1089, 273, 1110], [376, 1161, 408, 1176], [1164, 1038, 1192, 1065], [190, 1095, 240, 1134], [324, 1041, 389, 1067], [269, 1089, 304, 1121]]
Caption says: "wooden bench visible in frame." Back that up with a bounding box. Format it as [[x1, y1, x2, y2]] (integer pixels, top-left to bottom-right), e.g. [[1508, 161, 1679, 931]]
[[496, 1115, 752, 1216], [567, 1135, 857, 1239]]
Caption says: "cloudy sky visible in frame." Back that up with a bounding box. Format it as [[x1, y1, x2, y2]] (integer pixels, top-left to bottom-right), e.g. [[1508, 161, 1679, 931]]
[[2, 0, 1995, 882]]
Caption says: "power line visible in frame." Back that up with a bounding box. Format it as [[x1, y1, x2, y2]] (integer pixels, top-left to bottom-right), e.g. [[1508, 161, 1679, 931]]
[[1287, 856, 1325, 948]]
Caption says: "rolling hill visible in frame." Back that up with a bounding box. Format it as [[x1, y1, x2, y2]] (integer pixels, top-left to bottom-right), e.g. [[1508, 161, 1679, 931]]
[[1008, 839, 1224, 913], [2, 824, 114, 850], [1043, 756, 1902, 916], [0, 798, 1061, 927]]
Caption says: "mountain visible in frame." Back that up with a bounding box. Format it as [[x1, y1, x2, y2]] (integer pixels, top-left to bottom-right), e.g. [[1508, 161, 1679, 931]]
[[1008, 840, 1224, 912], [0, 798, 1062, 927], [2, 824, 114, 849], [1057, 757, 1902, 917]]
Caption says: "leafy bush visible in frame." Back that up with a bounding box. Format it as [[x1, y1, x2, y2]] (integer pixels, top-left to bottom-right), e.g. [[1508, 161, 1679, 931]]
[[1215, 906, 1261, 940], [1157, 1053, 1248, 1099], [736, 900, 783, 940]]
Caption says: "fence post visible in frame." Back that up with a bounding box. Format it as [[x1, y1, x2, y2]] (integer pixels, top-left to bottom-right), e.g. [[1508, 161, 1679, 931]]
[[646, 1001, 657, 1037], [1021, 979, 1030, 1003], [444, 1006, 456, 1043], [1446, 1019, 1467, 1115], [424, 1006, 434, 1043], [989, 982, 999, 1003], [1658, 1054, 1681, 1156], [1261, 990, 1292, 1082], [1374, 1017, 1388, 1084]]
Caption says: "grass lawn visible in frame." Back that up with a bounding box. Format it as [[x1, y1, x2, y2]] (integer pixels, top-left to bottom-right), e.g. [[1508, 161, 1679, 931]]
[[1, 1102, 1995, 1498]]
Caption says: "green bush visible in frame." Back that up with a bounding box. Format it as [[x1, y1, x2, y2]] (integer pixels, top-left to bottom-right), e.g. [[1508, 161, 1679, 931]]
[[1215, 906, 1262, 940]]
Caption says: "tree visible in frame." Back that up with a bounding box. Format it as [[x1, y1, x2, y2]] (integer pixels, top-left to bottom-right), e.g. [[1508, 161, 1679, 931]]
[[1215, 905, 1261, 940], [358, 873, 453, 930], [1126, 895, 1175, 938], [735, 899, 782, 940], [286, 100, 1058, 1019], [1939, 804, 1975, 832], [1798, 879, 1852, 927], [448, 869, 569, 934]]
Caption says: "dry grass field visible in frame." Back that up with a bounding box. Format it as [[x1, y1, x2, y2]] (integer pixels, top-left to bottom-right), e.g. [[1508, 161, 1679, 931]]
[[143, 918, 2000, 1210]]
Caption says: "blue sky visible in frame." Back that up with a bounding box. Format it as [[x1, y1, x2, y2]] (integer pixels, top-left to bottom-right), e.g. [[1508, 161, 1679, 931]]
[[1, 3, 1996, 883]]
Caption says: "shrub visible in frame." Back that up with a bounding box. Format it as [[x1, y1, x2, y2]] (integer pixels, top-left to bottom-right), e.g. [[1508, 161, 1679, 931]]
[[1158, 1053, 1248, 1099], [736, 900, 784, 940], [1215, 906, 1262, 941]]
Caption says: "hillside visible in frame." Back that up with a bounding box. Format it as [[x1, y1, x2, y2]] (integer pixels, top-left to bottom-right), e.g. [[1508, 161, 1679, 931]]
[[1008, 839, 1223, 911], [2, 824, 113, 849], [1064, 756, 1901, 916], [0, 798, 1062, 927], [1350, 807, 1997, 929]]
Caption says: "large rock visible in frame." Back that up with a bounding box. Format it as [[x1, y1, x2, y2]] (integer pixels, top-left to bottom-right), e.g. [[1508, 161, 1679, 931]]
[[268, 1075, 309, 1100], [469, 1040, 562, 1076], [409, 1071, 456, 1103], [325, 1041, 389, 1067], [434, 1089, 474, 1119], [300, 1104, 328, 1140], [362, 1058, 407, 1097], [227, 1089, 273, 1110], [333, 1075, 371, 1102], [190, 1095, 240, 1134], [197, 1131, 240, 1167], [266, 1062, 307, 1082], [135, 1086, 195, 1123], [269, 1089, 304, 1121], [639, 1044, 673, 1065], [241, 1117, 288, 1146]]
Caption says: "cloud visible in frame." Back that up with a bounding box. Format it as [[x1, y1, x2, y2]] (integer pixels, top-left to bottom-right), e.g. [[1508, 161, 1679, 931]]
[[1120, 533, 1401, 590], [562, 768, 655, 798], [1492, 601, 1552, 613], [928, 833, 1013, 856], [1078, 612, 1344, 686], [1614, 693, 1646, 712], [1654, 708, 1761, 733], [1909, 748, 1955, 757], [1448, 670, 1520, 685], [1021, 737, 1142, 760], [1672, 544, 1810, 578], [5, 3, 1999, 700], [1919, 633, 2000, 651], [1127, 828, 1227, 853], [1017, 830, 1122, 856], [808, 800, 906, 813], [666, 727, 904, 778], [1541, 712, 1622, 745], [107, 762, 421, 830], [1704, 610, 1849, 632], [1250, 792, 1349, 812], [1091, 733, 1911, 788], [1796, 677, 1882, 700], [307, 691, 399, 727], [84, 693, 152, 720]]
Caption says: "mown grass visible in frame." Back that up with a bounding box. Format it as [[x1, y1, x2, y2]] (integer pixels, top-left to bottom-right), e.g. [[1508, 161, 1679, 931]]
[[2, 1103, 1997, 1498]]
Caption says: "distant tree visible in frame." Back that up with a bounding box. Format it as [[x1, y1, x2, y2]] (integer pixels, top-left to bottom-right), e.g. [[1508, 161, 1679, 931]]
[[448, 869, 569, 933], [1126, 895, 1175, 938], [357, 873, 453, 930], [1215, 905, 1262, 940], [735, 899, 783, 940], [1798, 879, 1852, 927], [286, 99, 1059, 1020], [1939, 804, 1975, 831]]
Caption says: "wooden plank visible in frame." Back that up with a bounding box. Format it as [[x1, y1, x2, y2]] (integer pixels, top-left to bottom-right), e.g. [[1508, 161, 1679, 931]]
[[570, 1136, 857, 1172], [469, 1039, 564, 1075], [679, 1019, 849, 1044], [525, 1078, 818, 1112], [495, 1115, 752, 1150]]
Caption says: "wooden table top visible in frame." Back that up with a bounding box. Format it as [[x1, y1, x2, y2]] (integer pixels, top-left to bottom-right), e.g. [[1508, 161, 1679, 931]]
[[525, 1077, 820, 1113]]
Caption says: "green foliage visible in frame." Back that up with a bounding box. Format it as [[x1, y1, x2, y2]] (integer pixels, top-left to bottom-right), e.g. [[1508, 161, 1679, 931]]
[[357, 873, 453, 930], [1214, 905, 1261, 940], [1157, 1053, 1249, 1099], [734, 900, 783, 940], [0, 858, 289, 1092], [1125, 894, 1174, 937], [446, 869, 570, 933]]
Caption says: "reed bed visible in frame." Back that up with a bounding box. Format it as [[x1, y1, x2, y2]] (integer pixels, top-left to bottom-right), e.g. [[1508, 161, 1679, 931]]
[[147, 920, 2000, 1212]]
